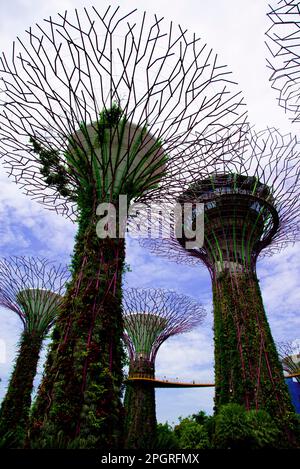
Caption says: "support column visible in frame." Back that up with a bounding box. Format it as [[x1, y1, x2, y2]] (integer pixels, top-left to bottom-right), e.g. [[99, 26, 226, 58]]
[[124, 359, 156, 449], [213, 270, 297, 444]]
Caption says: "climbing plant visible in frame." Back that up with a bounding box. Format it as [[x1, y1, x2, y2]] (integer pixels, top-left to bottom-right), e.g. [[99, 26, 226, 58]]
[[0, 258, 68, 448]]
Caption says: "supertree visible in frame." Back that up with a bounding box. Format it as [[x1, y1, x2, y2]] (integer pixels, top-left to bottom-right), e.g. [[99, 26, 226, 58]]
[[266, 0, 300, 122], [277, 340, 300, 415], [122, 288, 206, 449], [277, 341, 300, 383], [0, 257, 68, 447], [0, 5, 247, 448], [140, 127, 300, 446]]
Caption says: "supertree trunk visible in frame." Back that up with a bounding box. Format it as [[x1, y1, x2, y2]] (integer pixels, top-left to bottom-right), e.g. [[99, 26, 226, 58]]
[[122, 289, 205, 449], [0, 330, 43, 445], [31, 206, 125, 448], [213, 270, 298, 444], [124, 359, 156, 449]]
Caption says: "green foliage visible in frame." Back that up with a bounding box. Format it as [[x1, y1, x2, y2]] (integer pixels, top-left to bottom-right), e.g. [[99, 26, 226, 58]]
[[30, 137, 73, 199], [214, 404, 254, 449], [175, 419, 210, 449], [214, 404, 281, 449], [191, 410, 210, 425], [151, 407, 299, 450], [174, 412, 211, 449], [213, 272, 295, 424], [30, 425, 101, 449], [124, 361, 156, 449], [29, 207, 126, 448], [29, 428, 68, 449], [69, 199, 95, 276], [157, 407, 299, 451], [95, 103, 123, 144], [0, 331, 43, 448], [30, 103, 167, 205], [277, 412, 300, 448], [213, 272, 299, 448], [122, 262, 132, 274], [245, 409, 280, 449], [0, 430, 21, 449], [152, 423, 178, 450]]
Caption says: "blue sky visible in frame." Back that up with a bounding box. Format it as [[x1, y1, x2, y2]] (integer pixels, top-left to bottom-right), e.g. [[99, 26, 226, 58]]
[[0, 0, 299, 425]]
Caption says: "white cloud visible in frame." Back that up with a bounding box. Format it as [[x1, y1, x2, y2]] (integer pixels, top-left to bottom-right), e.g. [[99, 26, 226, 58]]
[[258, 244, 300, 341], [156, 387, 215, 424], [0, 308, 23, 395], [0, 170, 76, 259], [156, 329, 214, 379]]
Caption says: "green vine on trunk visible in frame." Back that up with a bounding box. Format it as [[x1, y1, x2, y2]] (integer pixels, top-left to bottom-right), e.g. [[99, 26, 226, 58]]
[[124, 359, 157, 449], [30, 203, 126, 448], [213, 270, 299, 447], [0, 331, 43, 448]]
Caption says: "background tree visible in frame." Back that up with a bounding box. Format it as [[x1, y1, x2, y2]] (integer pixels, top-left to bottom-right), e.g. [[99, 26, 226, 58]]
[[174, 414, 211, 449], [266, 0, 300, 123], [277, 341, 300, 383], [213, 403, 281, 449], [0, 257, 68, 447], [123, 288, 205, 449], [154, 423, 179, 450]]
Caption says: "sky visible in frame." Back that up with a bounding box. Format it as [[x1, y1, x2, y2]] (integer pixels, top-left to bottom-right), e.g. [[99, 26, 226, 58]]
[[0, 0, 299, 425]]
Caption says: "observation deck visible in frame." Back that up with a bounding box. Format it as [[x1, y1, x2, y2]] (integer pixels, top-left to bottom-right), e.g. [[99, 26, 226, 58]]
[[125, 373, 215, 388], [125, 371, 300, 388]]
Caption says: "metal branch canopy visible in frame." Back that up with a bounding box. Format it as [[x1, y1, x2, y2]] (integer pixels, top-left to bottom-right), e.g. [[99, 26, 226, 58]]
[[0, 257, 68, 334], [141, 127, 300, 273], [123, 288, 206, 365], [0, 5, 247, 218], [266, 0, 300, 122]]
